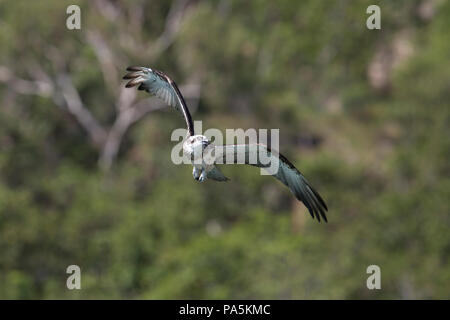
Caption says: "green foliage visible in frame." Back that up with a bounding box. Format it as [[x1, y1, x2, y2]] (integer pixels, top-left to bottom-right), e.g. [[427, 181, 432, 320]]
[[0, 0, 448, 299]]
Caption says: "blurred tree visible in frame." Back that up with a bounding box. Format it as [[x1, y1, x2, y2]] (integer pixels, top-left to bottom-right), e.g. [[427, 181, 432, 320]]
[[0, 0, 448, 299]]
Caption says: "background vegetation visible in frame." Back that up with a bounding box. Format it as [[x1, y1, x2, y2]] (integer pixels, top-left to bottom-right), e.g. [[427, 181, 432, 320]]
[[0, 0, 448, 299]]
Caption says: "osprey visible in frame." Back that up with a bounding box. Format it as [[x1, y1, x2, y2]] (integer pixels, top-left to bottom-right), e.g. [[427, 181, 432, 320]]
[[123, 66, 328, 222]]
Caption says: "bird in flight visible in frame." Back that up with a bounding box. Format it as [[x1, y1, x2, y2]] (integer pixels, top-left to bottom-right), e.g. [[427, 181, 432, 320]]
[[123, 66, 328, 222]]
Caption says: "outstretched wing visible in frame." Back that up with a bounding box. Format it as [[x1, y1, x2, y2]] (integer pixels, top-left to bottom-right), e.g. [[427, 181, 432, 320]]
[[214, 144, 328, 222], [123, 66, 194, 136]]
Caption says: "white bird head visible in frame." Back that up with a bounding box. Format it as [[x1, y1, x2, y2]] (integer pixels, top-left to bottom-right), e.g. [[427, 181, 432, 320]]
[[183, 135, 210, 159]]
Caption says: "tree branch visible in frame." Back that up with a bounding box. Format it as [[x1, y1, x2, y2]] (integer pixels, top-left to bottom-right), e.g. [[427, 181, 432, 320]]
[[85, 30, 122, 94], [1, 0, 200, 170], [56, 73, 108, 147], [0, 66, 54, 97], [0, 65, 107, 148], [150, 0, 191, 57], [98, 82, 201, 171]]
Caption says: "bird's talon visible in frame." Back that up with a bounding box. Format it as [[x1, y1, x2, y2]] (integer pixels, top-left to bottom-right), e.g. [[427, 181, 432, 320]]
[[193, 167, 201, 180], [198, 171, 207, 182]]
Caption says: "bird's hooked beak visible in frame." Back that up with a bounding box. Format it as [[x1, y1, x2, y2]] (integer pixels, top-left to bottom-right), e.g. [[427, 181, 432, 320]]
[[202, 140, 210, 149]]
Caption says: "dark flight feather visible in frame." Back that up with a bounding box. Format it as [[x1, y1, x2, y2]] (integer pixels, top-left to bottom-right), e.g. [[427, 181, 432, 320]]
[[123, 66, 194, 136]]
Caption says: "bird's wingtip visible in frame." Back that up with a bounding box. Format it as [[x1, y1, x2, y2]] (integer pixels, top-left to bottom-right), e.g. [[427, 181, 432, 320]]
[[126, 66, 145, 72]]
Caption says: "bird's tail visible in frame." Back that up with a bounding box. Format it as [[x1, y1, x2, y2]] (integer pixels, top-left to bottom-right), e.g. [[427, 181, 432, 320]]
[[206, 166, 229, 182]]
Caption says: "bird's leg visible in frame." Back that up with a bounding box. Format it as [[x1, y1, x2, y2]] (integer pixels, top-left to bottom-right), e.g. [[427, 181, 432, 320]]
[[198, 169, 208, 182], [192, 166, 201, 180]]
